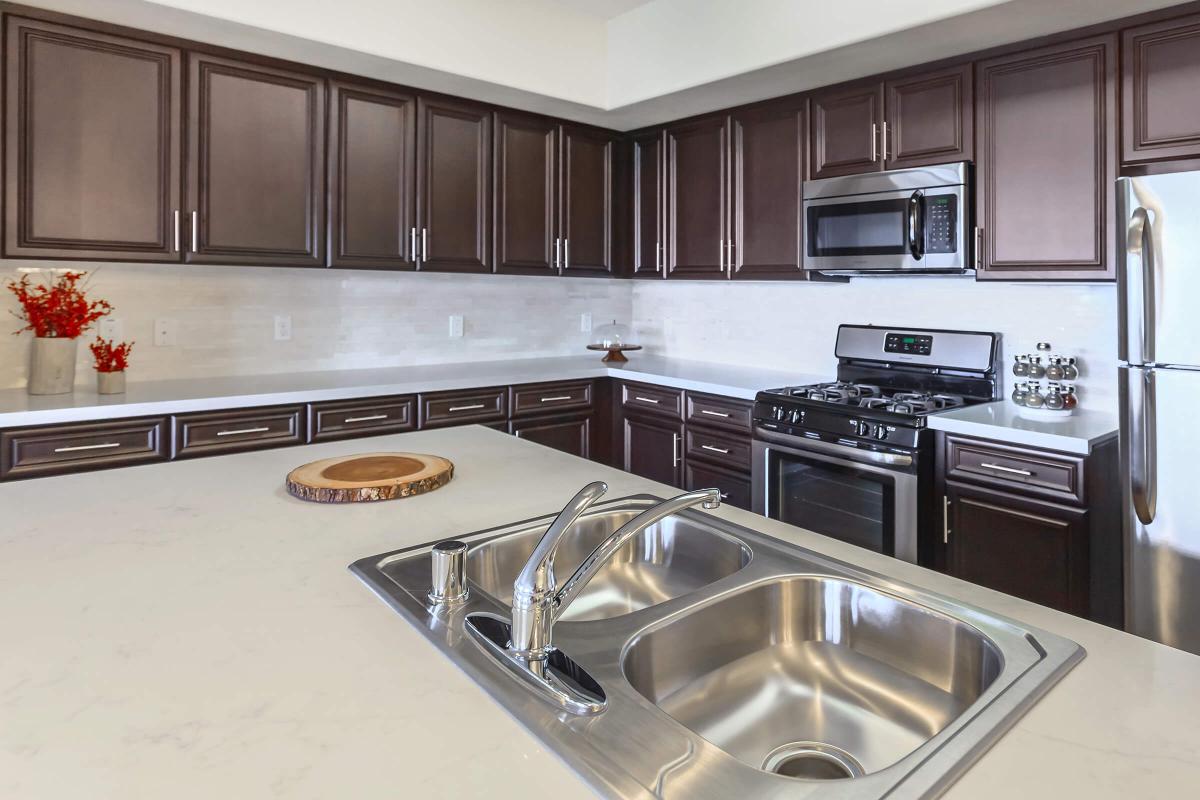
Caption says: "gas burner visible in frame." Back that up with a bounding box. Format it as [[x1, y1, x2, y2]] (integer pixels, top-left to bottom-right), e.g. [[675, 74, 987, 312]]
[[859, 391, 967, 415], [795, 381, 882, 404]]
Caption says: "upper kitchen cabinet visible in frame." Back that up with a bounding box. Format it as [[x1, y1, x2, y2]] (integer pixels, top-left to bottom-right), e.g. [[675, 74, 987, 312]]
[[884, 64, 973, 170], [809, 81, 883, 178], [416, 97, 492, 273], [494, 111, 557, 275], [730, 102, 804, 278], [187, 54, 325, 267], [975, 35, 1117, 281], [666, 115, 729, 279], [4, 18, 182, 261], [560, 125, 614, 276], [1122, 14, 1200, 164], [631, 131, 665, 278], [328, 82, 416, 270]]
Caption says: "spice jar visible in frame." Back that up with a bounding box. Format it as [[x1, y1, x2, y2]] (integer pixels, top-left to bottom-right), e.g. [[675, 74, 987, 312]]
[[1062, 357, 1079, 381], [1045, 357, 1065, 381], [1024, 384, 1045, 408], [1013, 355, 1030, 377], [1044, 383, 1065, 410], [1027, 356, 1046, 379], [1062, 385, 1078, 410]]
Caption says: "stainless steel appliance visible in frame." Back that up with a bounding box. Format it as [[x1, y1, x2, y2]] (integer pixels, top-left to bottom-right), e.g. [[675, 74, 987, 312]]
[[803, 162, 971, 275], [753, 325, 999, 563], [1118, 171, 1200, 656]]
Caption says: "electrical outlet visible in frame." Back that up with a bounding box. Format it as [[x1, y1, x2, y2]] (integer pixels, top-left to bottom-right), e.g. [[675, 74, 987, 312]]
[[98, 318, 124, 341], [153, 318, 177, 347], [274, 314, 292, 341], [580, 313, 592, 333], [448, 315, 464, 338]]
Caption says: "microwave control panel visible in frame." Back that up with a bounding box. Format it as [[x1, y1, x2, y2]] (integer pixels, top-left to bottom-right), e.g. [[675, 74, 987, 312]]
[[885, 332, 933, 356], [925, 195, 957, 254]]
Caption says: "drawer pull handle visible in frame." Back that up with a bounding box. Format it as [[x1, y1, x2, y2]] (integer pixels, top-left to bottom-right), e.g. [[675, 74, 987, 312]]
[[539, 395, 573, 403], [720, 492, 730, 500], [216, 426, 271, 437], [53, 442, 121, 453], [448, 404, 486, 413], [635, 396, 660, 404], [343, 414, 388, 423], [701, 444, 731, 454], [700, 409, 731, 418], [980, 462, 1034, 477]]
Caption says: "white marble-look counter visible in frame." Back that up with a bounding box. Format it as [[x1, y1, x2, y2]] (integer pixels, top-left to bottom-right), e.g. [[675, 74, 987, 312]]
[[0, 356, 828, 428], [1, 426, 1197, 799], [928, 401, 1118, 455]]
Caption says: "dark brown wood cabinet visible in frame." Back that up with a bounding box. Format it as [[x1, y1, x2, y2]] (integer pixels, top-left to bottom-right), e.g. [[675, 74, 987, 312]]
[[327, 82, 416, 269], [975, 35, 1117, 281], [730, 102, 805, 278], [666, 115, 729, 278], [512, 412, 591, 459], [174, 405, 306, 458], [686, 459, 752, 511], [0, 417, 169, 480], [560, 125, 614, 276], [494, 112, 557, 275], [623, 414, 684, 488], [4, 17, 182, 261], [885, 64, 973, 170], [187, 54, 325, 267], [308, 395, 415, 441], [631, 132, 665, 278], [809, 82, 883, 178], [416, 97, 491, 273], [1122, 14, 1200, 164]]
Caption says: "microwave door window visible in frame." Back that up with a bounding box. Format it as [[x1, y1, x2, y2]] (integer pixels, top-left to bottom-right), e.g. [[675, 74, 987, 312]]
[[808, 198, 908, 257]]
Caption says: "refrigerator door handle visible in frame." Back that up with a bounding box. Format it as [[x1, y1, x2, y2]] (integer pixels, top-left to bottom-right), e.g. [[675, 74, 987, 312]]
[[1124, 206, 1157, 366], [1127, 368, 1158, 525]]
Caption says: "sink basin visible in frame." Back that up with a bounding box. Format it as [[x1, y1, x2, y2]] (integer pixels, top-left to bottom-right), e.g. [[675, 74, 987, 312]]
[[467, 508, 751, 621], [623, 576, 1003, 779]]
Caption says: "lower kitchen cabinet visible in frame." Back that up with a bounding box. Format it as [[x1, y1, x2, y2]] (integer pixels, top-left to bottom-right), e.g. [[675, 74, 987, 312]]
[[623, 414, 683, 488], [511, 412, 590, 459], [174, 405, 306, 458], [0, 416, 169, 480], [686, 459, 752, 511]]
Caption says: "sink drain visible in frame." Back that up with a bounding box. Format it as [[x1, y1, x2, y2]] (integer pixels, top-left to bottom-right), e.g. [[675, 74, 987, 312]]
[[762, 742, 864, 780]]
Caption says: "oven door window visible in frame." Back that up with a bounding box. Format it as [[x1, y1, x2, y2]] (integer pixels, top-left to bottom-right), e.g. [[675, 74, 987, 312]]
[[768, 450, 896, 555], [807, 198, 908, 257]]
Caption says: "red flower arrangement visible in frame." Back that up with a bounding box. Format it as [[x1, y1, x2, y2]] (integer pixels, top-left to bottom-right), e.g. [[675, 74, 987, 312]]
[[5, 270, 112, 339], [89, 338, 134, 373]]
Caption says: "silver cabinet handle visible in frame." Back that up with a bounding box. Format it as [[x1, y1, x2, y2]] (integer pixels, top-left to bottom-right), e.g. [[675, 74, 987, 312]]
[[974, 227, 983, 270], [871, 123, 878, 162], [422, 228, 428, 261], [554, 238, 561, 270], [216, 426, 271, 437], [343, 414, 388, 423], [539, 395, 572, 403], [700, 409, 731, 418], [191, 210, 199, 252], [719, 238, 724, 270], [727, 239, 734, 275], [448, 404, 486, 413], [655, 241, 662, 272], [173, 210, 180, 252], [719, 491, 730, 500], [634, 396, 660, 404], [411, 227, 418, 263], [881, 121, 889, 161], [564, 238, 569, 270], [701, 444, 730, 455], [672, 433, 681, 468], [943, 495, 951, 544], [54, 442, 121, 453], [980, 462, 1034, 477]]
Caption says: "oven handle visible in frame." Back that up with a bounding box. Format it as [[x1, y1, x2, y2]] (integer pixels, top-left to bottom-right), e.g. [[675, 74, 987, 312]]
[[754, 427, 913, 467]]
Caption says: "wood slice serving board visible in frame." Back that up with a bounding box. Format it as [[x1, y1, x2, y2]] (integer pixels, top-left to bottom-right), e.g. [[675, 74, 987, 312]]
[[286, 452, 454, 503]]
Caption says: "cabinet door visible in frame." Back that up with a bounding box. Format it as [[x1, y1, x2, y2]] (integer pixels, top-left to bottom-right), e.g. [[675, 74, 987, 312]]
[[512, 413, 590, 459], [975, 35, 1117, 281], [731, 103, 804, 279], [946, 483, 1089, 616], [328, 82, 416, 269], [809, 82, 883, 178], [560, 126, 614, 276], [632, 132, 664, 278], [187, 54, 325, 267], [1122, 15, 1200, 164], [885, 64, 973, 170], [685, 459, 752, 511], [623, 414, 683, 488], [416, 97, 492, 273], [494, 112, 557, 275], [666, 116, 728, 279], [4, 18, 182, 261]]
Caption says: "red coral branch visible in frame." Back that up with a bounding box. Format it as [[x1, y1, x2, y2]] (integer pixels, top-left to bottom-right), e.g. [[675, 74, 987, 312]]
[[89, 338, 134, 373], [6, 271, 112, 339]]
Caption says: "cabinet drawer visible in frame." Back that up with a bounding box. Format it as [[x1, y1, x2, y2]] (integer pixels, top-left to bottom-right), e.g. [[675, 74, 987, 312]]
[[421, 387, 507, 428], [686, 460, 752, 511], [1, 417, 168, 480], [685, 427, 751, 471], [309, 396, 415, 441], [685, 392, 753, 433], [511, 381, 593, 417], [620, 381, 683, 419], [944, 435, 1084, 505], [174, 406, 305, 458]]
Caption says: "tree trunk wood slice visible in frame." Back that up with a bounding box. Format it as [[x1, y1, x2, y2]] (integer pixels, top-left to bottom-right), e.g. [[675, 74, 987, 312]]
[[285, 452, 454, 503]]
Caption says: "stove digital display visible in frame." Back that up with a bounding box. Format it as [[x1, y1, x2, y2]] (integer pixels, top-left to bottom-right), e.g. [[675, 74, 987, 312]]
[[885, 332, 933, 356]]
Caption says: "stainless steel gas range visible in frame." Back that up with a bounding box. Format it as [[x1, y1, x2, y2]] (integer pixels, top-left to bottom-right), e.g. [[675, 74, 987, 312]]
[[752, 325, 1000, 564]]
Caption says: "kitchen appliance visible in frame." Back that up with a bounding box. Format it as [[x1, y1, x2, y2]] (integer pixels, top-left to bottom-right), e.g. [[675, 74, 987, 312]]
[[752, 325, 1000, 563], [803, 162, 971, 276], [1118, 170, 1200, 656]]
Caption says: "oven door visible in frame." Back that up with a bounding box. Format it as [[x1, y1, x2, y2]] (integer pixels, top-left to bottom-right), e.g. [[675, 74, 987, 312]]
[[752, 432, 919, 563]]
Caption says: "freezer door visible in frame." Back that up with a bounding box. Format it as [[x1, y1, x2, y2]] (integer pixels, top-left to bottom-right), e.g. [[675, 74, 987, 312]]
[[1121, 365, 1200, 654], [1118, 173, 1200, 368]]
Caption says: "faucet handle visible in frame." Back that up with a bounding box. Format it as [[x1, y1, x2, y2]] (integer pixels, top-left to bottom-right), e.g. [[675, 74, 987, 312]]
[[429, 540, 469, 605]]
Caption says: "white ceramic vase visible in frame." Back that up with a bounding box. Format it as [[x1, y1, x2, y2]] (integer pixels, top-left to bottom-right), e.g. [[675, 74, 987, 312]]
[[28, 336, 77, 395], [97, 371, 127, 395]]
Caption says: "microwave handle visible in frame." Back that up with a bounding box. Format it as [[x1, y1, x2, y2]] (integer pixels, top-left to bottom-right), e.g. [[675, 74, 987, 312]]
[[907, 190, 924, 260]]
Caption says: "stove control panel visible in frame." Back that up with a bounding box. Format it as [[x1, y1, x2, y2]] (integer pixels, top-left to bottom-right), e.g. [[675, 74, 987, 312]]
[[885, 332, 933, 356], [849, 419, 896, 440]]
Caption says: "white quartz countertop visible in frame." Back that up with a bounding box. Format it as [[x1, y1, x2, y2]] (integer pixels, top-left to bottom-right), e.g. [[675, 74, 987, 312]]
[[927, 401, 1118, 455], [0, 355, 828, 428], [1, 426, 1197, 799]]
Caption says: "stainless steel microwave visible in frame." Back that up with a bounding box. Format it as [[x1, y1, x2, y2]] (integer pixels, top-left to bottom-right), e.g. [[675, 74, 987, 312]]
[[802, 162, 971, 276]]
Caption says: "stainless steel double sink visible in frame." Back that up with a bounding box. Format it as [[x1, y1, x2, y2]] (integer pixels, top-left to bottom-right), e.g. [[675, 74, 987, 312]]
[[351, 496, 1083, 799]]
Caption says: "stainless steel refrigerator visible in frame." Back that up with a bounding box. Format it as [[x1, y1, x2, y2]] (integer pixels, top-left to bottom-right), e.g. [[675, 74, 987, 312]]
[[1118, 171, 1200, 655]]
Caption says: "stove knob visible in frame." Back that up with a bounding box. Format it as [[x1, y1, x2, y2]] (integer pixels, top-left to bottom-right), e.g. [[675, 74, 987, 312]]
[[788, 409, 803, 425], [773, 405, 786, 421], [875, 426, 890, 441]]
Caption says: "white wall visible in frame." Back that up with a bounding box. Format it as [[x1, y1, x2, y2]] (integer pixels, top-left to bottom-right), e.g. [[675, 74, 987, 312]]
[[632, 278, 1119, 411]]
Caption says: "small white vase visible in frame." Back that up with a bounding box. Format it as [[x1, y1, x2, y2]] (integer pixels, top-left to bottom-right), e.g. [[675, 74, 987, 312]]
[[97, 371, 126, 395], [28, 337, 77, 395]]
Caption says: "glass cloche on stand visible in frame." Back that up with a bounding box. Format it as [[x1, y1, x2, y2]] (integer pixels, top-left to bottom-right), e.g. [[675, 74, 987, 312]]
[[586, 320, 642, 363]]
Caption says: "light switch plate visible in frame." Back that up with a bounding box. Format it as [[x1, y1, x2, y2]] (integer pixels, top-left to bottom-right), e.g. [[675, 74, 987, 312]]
[[274, 314, 292, 341], [580, 313, 592, 333], [153, 318, 177, 347], [448, 315, 464, 338], [98, 317, 124, 341]]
